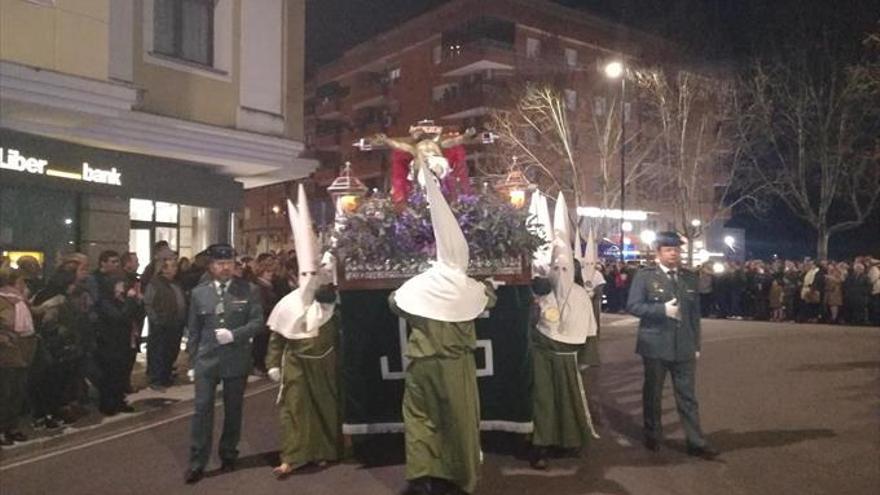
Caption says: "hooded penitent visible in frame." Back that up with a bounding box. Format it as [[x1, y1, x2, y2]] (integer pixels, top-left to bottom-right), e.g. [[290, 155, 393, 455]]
[[393, 167, 489, 322], [577, 227, 606, 291], [538, 193, 596, 344], [267, 184, 334, 340]]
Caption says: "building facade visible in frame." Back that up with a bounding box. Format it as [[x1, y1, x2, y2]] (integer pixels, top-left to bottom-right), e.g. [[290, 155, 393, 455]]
[[0, 0, 314, 270], [255, 0, 725, 260]]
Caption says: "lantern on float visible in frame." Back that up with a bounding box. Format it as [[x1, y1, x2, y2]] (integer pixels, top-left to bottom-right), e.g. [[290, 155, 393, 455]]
[[327, 161, 367, 216], [495, 156, 531, 208]]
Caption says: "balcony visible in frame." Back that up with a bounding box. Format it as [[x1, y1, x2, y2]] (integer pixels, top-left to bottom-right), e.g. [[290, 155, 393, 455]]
[[439, 39, 516, 77], [432, 81, 508, 120], [314, 97, 344, 120], [348, 71, 393, 109]]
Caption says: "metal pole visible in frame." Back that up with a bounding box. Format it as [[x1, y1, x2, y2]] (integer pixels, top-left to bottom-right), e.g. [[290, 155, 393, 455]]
[[619, 75, 626, 262]]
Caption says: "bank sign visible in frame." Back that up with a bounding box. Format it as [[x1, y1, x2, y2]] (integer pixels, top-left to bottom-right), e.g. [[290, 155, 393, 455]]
[[0, 147, 122, 186]]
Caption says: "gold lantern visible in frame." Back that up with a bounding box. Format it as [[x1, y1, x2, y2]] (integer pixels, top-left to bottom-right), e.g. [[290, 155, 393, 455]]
[[327, 161, 368, 215], [495, 157, 531, 208]]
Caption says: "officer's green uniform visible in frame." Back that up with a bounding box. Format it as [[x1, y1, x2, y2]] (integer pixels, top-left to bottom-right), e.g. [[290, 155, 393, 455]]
[[530, 328, 596, 449], [626, 264, 708, 449], [266, 314, 343, 466], [389, 288, 497, 495], [187, 277, 263, 470]]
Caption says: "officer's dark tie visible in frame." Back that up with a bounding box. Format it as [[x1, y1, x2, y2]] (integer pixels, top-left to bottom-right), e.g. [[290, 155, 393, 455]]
[[668, 270, 677, 282], [219, 282, 227, 295]]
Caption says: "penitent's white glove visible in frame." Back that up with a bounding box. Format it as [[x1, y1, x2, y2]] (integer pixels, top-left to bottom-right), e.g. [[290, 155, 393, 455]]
[[267, 368, 281, 382], [215, 328, 234, 345], [187, 369, 195, 382], [664, 298, 680, 320]]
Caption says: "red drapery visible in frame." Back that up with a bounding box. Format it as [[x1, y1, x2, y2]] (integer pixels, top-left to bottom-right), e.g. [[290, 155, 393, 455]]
[[390, 145, 471, 203]]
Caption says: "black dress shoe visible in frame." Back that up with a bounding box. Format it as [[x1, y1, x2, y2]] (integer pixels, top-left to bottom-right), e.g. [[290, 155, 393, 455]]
[[686, 444, 720, 460], [643, 438, 660, 452], [220, 459, 236, 473], [118, 403, 135, 413], [184, 468, 204, 484], [6, 430, 28, 442]]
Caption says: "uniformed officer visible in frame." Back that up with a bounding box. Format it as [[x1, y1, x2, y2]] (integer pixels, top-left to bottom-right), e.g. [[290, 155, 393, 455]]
[[184, 244, 264, 484], [626, 232, 719, 459]]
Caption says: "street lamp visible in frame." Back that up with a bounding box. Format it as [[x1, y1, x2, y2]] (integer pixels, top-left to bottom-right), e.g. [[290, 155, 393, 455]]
[[605, 60, 626, 261], [691, 219, 701, 227], [640, 229, 657, 245]]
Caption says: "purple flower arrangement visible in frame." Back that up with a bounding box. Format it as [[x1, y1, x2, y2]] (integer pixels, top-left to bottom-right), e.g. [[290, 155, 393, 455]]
[[331, 190, 545, 270]]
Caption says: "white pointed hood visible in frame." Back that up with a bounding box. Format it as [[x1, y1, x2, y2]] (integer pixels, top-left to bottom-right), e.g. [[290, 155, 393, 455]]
[[538, 193, 595, 344], [267, 184, 334, 340], [528, 192, 553, 275], [394, 168, 489, 322], [579, 227, 606, 289]]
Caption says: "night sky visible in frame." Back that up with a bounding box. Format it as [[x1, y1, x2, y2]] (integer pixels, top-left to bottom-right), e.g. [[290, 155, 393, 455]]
[[305, 0, 880, 259]]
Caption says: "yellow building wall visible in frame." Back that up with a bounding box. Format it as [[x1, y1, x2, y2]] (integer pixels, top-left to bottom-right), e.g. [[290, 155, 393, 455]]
[[131, 0, 239, 127], [0, 0, 109, 80]]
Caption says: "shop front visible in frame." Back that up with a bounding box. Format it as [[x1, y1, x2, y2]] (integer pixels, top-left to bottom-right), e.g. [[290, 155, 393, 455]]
[[0, 129, 242, 272]]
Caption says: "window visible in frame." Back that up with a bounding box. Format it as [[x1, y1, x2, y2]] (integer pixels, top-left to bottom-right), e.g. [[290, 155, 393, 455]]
[[154, 0, 215, 66], [564, 89, 577, 110], [526, 37, 541, 59], [433, 45, 442, 65], [565, 47, 577, 67]]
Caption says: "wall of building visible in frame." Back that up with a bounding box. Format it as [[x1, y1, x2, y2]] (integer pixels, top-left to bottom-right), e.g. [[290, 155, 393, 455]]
[[131, 0, 240, 127], [285, 0, 307, 142], [0, 0, 110, 80]]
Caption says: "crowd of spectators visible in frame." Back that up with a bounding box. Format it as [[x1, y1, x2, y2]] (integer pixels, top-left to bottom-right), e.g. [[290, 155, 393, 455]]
[[603, 256, 880, 326], [0, 242, 299, 446]]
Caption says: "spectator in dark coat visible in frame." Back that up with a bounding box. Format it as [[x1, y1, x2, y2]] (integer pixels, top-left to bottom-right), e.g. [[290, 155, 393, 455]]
[[145, 254, 187, 390], [843, 263, 872, 325]]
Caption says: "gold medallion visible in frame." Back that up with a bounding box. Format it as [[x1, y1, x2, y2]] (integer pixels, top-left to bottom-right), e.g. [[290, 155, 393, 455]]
[[543, 307, 561, 322]]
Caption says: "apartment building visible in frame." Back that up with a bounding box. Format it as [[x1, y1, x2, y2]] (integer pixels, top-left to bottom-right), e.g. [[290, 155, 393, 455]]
[[277, 0, 725, 258], [0, 0, 314, 268]]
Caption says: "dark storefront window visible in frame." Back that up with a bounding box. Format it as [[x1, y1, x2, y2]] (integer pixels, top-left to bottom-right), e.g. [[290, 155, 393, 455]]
[[0, 185, 78, 273]]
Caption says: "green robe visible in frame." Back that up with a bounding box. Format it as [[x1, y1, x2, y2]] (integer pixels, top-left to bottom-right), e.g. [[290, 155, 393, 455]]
[[530, 328, 599, 449], [266, 314, 344, 466], [389, 288, 497, 495]]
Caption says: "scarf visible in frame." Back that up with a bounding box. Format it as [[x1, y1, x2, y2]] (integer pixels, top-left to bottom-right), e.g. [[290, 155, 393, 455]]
[[0, 288, 35, 336]]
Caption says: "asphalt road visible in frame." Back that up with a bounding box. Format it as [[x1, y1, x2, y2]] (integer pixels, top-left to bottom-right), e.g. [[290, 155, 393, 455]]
[[2, 317, 878, 495]]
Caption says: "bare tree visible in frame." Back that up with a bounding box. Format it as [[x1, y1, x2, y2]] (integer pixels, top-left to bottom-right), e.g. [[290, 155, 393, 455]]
[[631, 67, 752, 265], [488, 82, 659, 236], [733, 44, 880, 259]]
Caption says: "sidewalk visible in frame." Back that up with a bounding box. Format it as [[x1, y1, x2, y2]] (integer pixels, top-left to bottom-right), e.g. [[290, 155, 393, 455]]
[[0, 351, 274, 466]]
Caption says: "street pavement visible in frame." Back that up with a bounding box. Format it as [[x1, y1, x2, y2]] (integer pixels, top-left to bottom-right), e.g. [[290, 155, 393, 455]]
[[1, 316, 877, 495]]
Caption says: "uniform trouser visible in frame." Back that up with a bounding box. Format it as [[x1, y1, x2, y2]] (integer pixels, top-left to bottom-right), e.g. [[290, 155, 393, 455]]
[[641, 357, 706, 448], [189, 374, 247, 470], [147, 322, 183, 386], [0, 367, 28, 432]]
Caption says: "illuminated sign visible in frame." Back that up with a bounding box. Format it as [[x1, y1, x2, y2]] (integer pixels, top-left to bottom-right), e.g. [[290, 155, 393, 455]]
[[576, 206, 649, 221], [0, 147, 122, 186]]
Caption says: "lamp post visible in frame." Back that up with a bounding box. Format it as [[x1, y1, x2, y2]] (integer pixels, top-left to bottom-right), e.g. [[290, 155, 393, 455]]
[[605, 61, 625, 262]]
